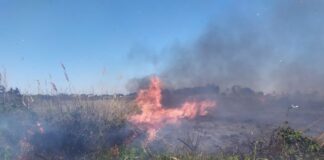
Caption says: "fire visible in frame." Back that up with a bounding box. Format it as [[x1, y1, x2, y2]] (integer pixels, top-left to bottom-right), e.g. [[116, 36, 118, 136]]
[[129, 76, 216, 142]]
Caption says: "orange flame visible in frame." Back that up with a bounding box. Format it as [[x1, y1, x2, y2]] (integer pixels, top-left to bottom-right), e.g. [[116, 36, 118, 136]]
[[129, 76, 216, 142]]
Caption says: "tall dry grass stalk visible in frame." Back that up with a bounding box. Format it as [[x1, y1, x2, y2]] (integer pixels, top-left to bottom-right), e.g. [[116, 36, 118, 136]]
[[36, 80, 41, 94], [51, 82, 58, 93], [1, 68, 8, 89], [61, 63, 70, 83], [60, 63, 74, 94]]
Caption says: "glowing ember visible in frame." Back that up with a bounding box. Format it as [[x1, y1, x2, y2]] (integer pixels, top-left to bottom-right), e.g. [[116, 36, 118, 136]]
[[128, 76, 216, 142]]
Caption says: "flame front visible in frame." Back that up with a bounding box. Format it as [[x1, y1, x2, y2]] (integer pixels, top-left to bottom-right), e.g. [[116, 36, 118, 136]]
[[129, 76, 216, 142]]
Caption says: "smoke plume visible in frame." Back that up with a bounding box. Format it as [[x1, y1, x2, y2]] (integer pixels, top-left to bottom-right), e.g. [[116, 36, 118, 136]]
[[156, 0, 324, 94]]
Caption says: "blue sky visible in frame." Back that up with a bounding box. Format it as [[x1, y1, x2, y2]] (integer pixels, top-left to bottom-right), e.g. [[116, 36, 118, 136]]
[[2, 0, 322, 94], [0, 0, 229, 93]]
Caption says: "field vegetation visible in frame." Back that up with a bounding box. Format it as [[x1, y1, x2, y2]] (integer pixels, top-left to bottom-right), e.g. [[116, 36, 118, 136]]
[[0, 84, 323, 160]]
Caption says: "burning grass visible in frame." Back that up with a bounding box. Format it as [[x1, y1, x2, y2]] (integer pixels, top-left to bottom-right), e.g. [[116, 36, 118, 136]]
[[129, 77, 216, 142]]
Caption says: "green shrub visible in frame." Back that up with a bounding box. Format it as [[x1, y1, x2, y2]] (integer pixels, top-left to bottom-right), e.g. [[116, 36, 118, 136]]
[[267, 127, 323, 159]]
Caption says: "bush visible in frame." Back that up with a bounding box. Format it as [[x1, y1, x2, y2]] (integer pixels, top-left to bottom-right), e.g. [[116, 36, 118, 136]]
[[265, 126, 323, 159]]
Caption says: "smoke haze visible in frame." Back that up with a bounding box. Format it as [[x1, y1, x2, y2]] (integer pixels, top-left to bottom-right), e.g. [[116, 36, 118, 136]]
[[128, 0, 324, 94]]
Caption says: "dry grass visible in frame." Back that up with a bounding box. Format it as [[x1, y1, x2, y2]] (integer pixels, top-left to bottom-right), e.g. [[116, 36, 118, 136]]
[[31, 95, 137, 124], [315, 132, 324, 147], [21, 96, 138, 159]]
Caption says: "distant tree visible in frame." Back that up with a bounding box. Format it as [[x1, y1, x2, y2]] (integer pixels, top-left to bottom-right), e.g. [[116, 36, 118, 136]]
[[8, 87, 21, 96], [0, 85, 5, 94]]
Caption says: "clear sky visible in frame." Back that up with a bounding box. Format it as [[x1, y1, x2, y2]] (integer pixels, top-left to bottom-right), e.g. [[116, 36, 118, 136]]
[[1, 0, 323, 94], [0, 0, 229, 93]]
